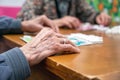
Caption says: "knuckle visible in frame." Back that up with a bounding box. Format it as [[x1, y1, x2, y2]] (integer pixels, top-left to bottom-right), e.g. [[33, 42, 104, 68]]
[[53, 43, 60, 50]]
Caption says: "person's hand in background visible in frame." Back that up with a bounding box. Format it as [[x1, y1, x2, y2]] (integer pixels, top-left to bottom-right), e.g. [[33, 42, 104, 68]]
[[53, 16, 81, 29], [96, 12, 112, 26], [21, 15, 59, 33], [20, 28, 80, 66]]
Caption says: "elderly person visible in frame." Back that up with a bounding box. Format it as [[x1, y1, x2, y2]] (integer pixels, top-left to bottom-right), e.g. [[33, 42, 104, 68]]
[[0, 16, 80, 80], [17, 0, 111, 29]]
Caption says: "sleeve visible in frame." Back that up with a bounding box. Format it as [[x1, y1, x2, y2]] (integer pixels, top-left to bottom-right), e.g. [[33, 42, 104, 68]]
[[17, 0, 44, 21], [0, 16, 23, 35], [76, 0, 100, 24], [0, 47, 31, 80]]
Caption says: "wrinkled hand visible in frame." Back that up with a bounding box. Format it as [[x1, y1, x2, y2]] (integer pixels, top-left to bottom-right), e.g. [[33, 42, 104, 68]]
[[53, 16, 81, 29], [20, 28, 80, 66], [96, 12, 111, 26], [21, 15, 59, 33]]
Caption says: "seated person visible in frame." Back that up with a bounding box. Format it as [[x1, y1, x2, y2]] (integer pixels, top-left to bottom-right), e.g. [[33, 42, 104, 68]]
[[17, 0, 111, 29], [0, 16, 80, 80]]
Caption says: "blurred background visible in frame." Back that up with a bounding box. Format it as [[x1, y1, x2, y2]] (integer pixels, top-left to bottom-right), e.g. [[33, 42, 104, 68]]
[[0, 0, 25, 18], [86, 0, 120, 23], [0, 0, 120, 23]]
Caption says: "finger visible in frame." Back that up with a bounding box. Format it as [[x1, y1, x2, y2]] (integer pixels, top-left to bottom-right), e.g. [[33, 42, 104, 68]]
[[100, 15, 107, 25], [74, 19, 81, 29], [101, 14, 109, 26], [104, 16, 112, 26], [54, 25, 59, 33], [65, 39, 76, 46], [64, 21, 73, 29], [35, 36, 55, 50], [70, 18, 81, 29], [40, 50, 56, 58], [60, 44, 80, 53], [46, 20, 59, 33], [51, 21, 59, 33], [60, 38, 76, 47], [96, 16, 103, 25], [30, 28, 54, 47], [69, 20, 77, 29], [39, 15, 59, 33], [55, 33, 66, 38], [108, 17, 112, 25]]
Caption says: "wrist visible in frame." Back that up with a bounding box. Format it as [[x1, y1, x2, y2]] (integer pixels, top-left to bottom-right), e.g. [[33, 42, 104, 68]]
[[21, 21, 28, 32], [94, 12, 101, 24], [20, 47, 30, 63], [20, 45, 44, 66], [53, 19, 64, 27]]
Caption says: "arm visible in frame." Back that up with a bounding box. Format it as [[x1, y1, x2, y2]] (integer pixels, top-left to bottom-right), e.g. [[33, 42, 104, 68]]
[[0, 28, 80, 80], [0, 48, 30, 80], [76, 0, 99, 24], [0, 16, 23, 35], [0, 15, 59, 35]]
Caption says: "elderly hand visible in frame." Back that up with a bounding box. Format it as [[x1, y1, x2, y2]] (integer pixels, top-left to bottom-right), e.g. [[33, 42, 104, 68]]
[[53, 16, 81, 29], [96, 12, 112, 26], [20, 28, 80, 66], [21, 15, 59, 33]]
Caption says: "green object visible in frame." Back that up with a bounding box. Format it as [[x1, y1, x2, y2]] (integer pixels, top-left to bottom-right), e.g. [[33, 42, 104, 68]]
[[20, 35, 32, 43], [86, 0, 120, 22]]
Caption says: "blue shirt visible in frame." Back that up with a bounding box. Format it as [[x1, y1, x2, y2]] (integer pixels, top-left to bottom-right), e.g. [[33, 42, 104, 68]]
[[0, 16, 31, 80], [0, 16, 23, 35]]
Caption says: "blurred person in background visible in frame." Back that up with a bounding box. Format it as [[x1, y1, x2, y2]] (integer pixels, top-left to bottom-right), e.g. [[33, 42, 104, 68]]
[[17, 0, 111, 29]]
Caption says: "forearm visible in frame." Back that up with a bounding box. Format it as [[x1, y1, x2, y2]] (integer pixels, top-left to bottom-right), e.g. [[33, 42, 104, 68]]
[[53, 19, 64, 27], [76, 0, 100, 24], [0, 47, 30, 80], [0, 16, 23, 35]]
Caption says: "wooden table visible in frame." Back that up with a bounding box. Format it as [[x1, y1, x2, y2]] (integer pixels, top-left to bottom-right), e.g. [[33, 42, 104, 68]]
[[3, 29, 120, 80]]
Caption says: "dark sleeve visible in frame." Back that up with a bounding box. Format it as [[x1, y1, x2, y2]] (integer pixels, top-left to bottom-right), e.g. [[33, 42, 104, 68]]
[[0, 47, 31, 80], [76, 0, 100, 24], [0, 16, 23, 35]]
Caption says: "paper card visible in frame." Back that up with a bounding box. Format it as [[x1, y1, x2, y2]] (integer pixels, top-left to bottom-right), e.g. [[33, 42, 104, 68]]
[[20, 35, 32, 43], [67, 33, 103, 46]]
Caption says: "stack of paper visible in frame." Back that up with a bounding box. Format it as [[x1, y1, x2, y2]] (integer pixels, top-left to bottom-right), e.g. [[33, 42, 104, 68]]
[[78, 23, 120, 34], [105, 25, 120, 34], [67, 33, 103, 46]]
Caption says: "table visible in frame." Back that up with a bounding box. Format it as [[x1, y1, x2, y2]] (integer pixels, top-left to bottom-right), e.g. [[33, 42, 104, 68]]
[[3, 29, 120, 80]]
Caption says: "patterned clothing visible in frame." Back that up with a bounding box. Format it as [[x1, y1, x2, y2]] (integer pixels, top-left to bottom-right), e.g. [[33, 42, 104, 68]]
[[17, 0, 100, 24]]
